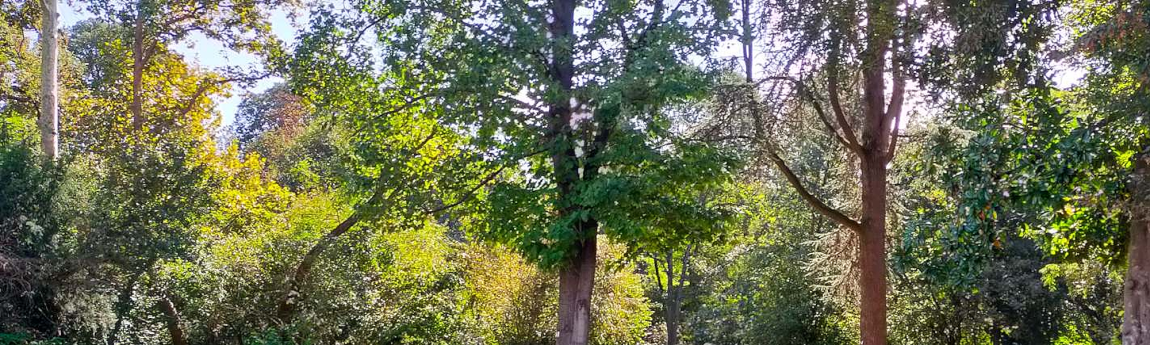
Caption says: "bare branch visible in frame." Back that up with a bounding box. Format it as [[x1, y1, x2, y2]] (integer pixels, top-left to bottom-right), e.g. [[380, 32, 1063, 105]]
[[826, 66, 861, 151], [760, 76, 859, 153], [885, 31, 907, 163], [766, 149, 861, 232]]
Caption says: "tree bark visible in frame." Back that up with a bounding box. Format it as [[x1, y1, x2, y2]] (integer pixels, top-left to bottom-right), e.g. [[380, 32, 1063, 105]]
[[665, 250, 680, 345], [38, 0, 58, 159], [131, 6, 146, 129], [557, 235, 596, 345], [859, 150, 888, 345], [1123, 152, 1150, 344], [157, 297, 189, 345]]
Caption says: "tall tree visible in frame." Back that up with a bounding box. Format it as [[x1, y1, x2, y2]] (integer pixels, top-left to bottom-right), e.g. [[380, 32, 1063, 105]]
[[83, 0, 284, 130], [1070, 2, 1150, 341], [271, 8, 504, 324], [38, 0, 58, 159], [913, 0, 1146, 342], [732, 0, 907, 342], [305, 1, 734, 344]]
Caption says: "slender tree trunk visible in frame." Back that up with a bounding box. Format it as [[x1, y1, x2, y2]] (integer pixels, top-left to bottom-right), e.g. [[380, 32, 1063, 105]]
[[157, 297, 188, 345], [1123, 152, 1150, 344], [38, 0, 58, 159], [557, 234, 596, 345], [276, 212, 361, 323], [664, 250, 681, 345], [740, 0, 753, 84], [131, 8, 146, 129]]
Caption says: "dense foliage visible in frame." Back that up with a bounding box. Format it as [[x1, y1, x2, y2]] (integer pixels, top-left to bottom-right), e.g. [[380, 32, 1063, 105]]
[[2, 0, 1148, 344]]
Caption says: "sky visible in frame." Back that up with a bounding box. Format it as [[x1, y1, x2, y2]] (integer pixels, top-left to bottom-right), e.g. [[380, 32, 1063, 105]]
[[56, 2, 304, 127]]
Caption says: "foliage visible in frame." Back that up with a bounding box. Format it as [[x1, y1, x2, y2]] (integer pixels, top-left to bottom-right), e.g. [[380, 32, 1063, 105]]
[[2, 0, 1147, 344]]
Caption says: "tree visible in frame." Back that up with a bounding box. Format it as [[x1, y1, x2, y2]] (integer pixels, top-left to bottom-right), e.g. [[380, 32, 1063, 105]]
[[728, 0, 907, 342], [1065, 1, 1150, 341], [270, 7, 503, 325], [82, 0, 284, 130], [298, 1, 735, 344], [909, 0, 1147, 342]]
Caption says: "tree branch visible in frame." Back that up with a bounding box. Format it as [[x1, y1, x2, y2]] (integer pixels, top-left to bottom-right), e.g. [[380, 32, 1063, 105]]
[[425, 165, 506, 214], [761, 76, 859, 153], [885, 31, 907, 164], [276, 126, 439, 323], [766, 149, 861, 232], [827, 64, 861, 151]]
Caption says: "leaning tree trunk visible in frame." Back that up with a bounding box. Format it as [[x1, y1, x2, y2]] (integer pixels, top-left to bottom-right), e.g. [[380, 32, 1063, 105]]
[[158, 297, 189, 345], [1123, 152, 1150, 344], [276, 212, 362, 323], [38, 0, 58, 159]]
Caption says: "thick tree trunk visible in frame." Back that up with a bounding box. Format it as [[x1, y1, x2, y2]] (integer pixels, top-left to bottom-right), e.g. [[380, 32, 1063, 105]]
[[545, 0, 593, 343], [557, 235, 596, 345], [38, 0, 58, 159], [1123, 152, 1150, 344], [859, 150, 888, 345], [855, 0, 896, 342]]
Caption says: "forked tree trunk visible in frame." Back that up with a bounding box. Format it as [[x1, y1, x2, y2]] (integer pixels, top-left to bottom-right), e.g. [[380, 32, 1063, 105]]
[[557, 235, 596, 345], [39, 0, 58, 159], [1123, 152, 1150, 344], [738, 0, 897, 339]]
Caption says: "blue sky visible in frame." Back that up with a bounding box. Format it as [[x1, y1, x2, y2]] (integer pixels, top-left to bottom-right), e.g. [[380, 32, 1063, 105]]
[[57, 3, 303, 127]]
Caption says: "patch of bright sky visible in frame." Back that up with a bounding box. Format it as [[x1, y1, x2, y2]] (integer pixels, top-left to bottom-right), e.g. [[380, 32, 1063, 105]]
[[56, 2, 305, 127]]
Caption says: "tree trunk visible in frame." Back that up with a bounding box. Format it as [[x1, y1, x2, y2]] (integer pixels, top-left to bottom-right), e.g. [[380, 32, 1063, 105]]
[[131, 8, 146, 129], [38, 0, 58, 159], [546, 0, 593, 343], [557, 235, 596, 345], [740, 0, 753, 84], [276, 212, 361, 323], [665, 250, 681, 345], [856, 0, 897, 341], [859, 150, 888, 345], [1123, 152, 1150, 344], [107, 272, 142, 345], [157, 297, 189, 345]]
